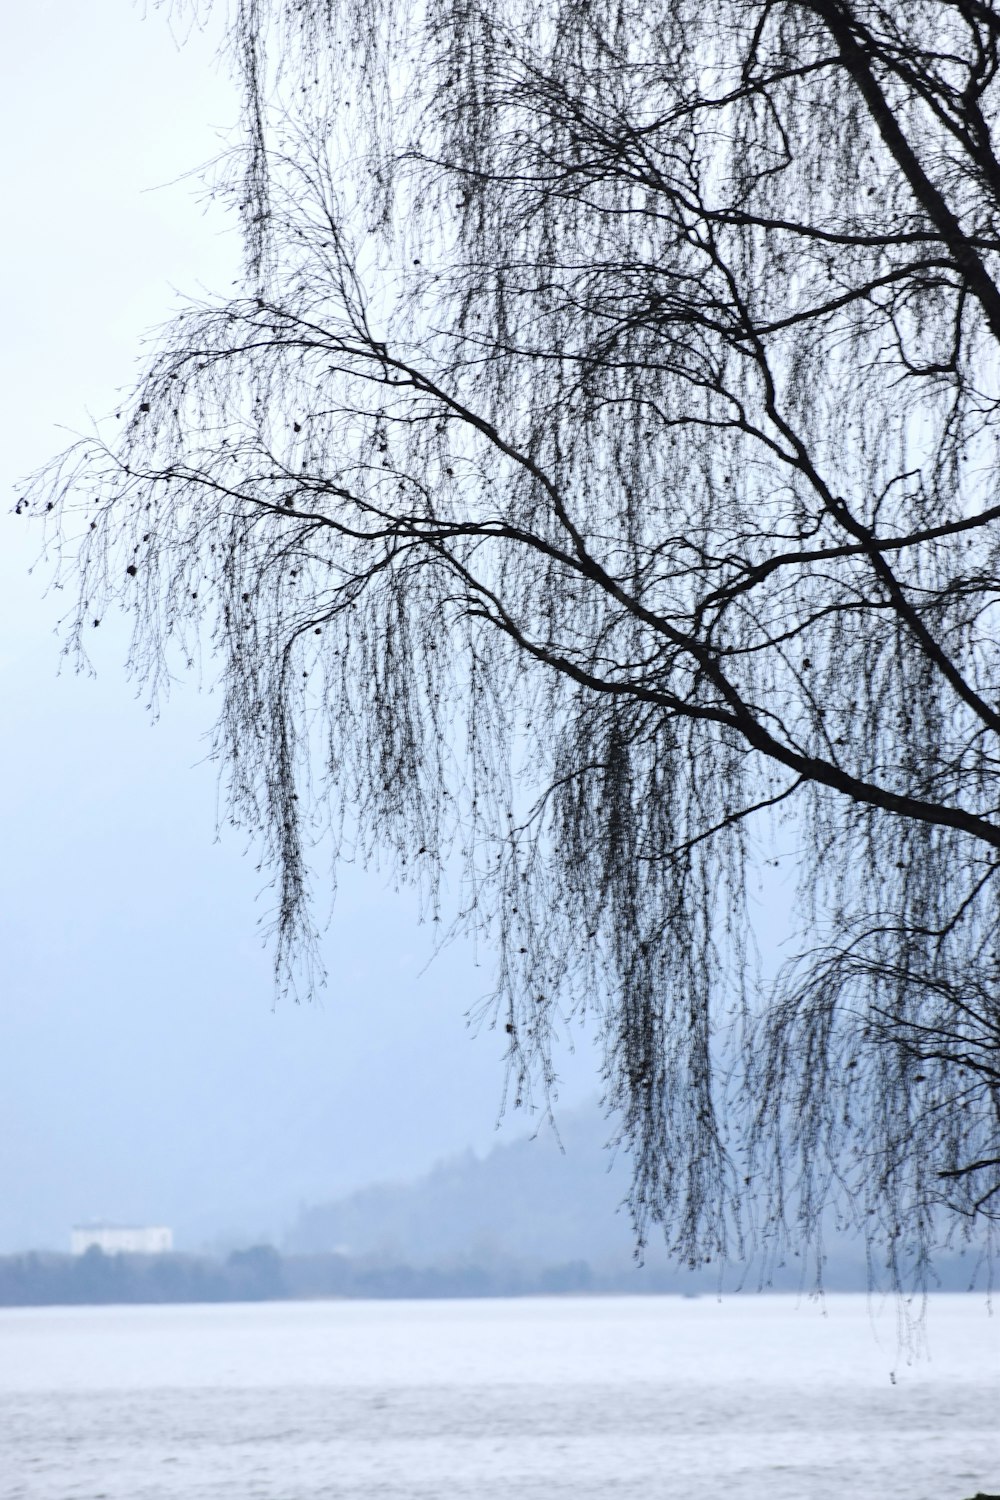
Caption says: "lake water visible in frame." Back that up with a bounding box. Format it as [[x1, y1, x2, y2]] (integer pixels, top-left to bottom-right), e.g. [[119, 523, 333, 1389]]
[[1, 1295, 997, 1499]]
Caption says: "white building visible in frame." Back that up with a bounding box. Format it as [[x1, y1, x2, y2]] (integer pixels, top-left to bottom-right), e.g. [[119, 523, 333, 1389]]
[[70, 1224, 173, 1256]]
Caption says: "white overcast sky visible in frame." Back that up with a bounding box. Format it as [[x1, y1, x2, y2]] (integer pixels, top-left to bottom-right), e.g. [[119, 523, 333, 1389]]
[[0, 1, 600, 1252]]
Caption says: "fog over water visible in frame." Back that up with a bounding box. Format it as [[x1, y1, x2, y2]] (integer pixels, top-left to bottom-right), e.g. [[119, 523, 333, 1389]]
[[4, 1296, 998, 1500]]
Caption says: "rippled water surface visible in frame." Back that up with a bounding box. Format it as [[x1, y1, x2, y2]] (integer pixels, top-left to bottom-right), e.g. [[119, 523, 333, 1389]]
[[2, 1295, 997, 1499]]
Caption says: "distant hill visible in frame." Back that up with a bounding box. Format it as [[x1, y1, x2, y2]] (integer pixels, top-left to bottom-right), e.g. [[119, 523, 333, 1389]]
[[285, 1103, 641, 1269], [283, 1102, 989, 1293], [1, 1103, 986, 1304]]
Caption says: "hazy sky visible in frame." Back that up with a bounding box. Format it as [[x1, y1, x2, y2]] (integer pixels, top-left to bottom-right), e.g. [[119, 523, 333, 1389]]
[[0, 2, 600, 1252]]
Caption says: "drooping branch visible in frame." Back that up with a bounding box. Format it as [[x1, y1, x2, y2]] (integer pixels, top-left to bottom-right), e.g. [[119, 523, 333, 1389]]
[[25, 0, 1000, 1287]]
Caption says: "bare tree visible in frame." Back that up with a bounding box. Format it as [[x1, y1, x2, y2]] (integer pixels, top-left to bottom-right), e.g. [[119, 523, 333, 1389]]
[[24, 0, 1000, 1285]]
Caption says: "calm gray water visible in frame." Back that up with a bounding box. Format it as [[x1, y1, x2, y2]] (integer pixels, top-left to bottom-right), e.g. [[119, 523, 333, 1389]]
[[1, 1295, 997, 1499]]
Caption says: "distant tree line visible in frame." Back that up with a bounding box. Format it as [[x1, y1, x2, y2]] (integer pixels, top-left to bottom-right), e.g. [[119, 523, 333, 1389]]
[[0, 1247, 594, 1305], [0, 1243, 984, 1306], [0, 1246, 286, 1307]]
